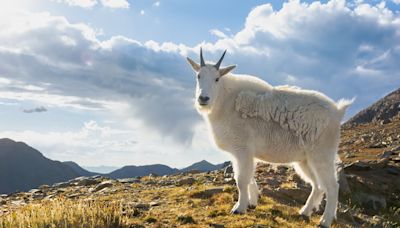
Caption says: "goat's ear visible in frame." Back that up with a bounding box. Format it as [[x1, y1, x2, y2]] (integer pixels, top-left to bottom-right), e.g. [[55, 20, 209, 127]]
[[219, 65, 236, 76], [186, 57, 201, 72]]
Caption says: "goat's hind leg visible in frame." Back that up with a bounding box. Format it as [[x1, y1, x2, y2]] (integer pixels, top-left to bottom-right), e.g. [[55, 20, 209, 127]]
[[248, 177, 259, 209], [293, 161, 324, 217], [308, 154, 339, 228]]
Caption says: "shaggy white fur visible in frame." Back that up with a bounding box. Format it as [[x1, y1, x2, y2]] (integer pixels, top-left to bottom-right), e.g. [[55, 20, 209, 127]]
[[235, 86, 334, 144], [187, 54, 353, 228]]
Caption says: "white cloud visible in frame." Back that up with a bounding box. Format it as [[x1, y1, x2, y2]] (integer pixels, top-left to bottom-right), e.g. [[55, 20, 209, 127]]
[[100, 0, 129, 9], [200, 0, 400, 117], [57, 0, 98, 8], [209, 29, 228, 39], [153, 1, 160, 7], [140, 10, 145, 15]]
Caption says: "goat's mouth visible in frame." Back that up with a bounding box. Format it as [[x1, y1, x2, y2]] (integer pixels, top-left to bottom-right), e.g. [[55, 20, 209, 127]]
[[198, 102, 208, 106]]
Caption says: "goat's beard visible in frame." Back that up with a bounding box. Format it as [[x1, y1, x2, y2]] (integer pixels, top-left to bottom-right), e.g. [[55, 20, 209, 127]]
[[195, 102, 212, 114]]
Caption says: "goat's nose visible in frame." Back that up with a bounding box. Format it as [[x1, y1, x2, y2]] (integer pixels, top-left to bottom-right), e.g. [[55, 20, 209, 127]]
[[198, 96, 210, 103]]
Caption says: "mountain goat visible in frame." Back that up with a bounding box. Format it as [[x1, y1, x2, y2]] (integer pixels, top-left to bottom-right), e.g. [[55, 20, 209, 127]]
[[186, 49, 353, 228]]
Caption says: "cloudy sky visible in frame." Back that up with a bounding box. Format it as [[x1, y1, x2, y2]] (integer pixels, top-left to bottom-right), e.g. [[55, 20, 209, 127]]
[[0, 0, 399, 169]]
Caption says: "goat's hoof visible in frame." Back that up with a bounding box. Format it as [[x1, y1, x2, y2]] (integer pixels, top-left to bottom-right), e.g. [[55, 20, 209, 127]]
[[231, 210, 243, 215], [299, 214, 310, 223], [231, 210, 244, 214], [248, 204, 256, 209]]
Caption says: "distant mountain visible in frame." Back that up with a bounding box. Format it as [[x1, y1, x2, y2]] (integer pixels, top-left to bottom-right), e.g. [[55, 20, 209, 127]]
[[63, 161, 97, 177], [0, 138, 81, 194], [83, 165, 119, 174], [180, 160, 223, 173], [344, 88, 400, 128], [0, 138, 228, 192], [107, 164, 179, 179]]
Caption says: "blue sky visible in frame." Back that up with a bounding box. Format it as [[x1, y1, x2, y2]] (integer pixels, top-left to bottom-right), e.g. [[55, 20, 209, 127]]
[[0, 0, 399, 169]]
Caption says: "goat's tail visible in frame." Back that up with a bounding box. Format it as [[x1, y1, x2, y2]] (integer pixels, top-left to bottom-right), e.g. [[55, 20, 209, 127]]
[[336, 97, 355, 119]]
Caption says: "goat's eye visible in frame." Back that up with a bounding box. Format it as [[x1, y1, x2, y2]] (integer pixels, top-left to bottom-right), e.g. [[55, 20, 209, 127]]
[[215, 78, 219, 82]]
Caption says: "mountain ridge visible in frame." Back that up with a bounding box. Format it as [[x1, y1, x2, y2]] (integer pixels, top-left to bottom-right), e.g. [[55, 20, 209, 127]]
[[0, 138, 226, 193], [344, 88, 400, 128]]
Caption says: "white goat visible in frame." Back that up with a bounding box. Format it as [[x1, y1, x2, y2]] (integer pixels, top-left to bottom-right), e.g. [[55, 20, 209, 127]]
[[186, 49, 353, 228]]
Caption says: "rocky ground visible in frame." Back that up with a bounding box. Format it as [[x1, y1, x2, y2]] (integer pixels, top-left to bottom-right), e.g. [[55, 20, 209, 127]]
[[0, 118, 399, 227]]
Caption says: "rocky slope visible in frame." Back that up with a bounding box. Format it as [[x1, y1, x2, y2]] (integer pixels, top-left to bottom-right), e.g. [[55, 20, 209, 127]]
[[343, 88, 400, 128]]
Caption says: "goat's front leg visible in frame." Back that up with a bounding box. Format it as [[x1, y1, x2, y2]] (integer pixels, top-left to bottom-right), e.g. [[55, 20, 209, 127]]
[[231, 149, 254, 214]]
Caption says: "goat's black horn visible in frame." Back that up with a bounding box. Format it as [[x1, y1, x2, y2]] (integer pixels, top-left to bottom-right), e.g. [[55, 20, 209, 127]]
[[214, 50, 226, 70], [200, 47, 205, 67]]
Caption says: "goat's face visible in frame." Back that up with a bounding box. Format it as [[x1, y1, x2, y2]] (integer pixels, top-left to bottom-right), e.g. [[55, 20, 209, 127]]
[[186, 49, 236, 114]]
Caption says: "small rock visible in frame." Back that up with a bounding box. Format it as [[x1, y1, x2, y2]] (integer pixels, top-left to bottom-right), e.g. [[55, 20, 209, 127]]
[[148, 173, 158, 178], [38, 185, 50, 191], [369, 142, 387, 148], [90, 180, 114, 192], [158, 180, 174, 186], [209, 224, 224, 228], [72, 177, 101, 186], [134, 203, 150, 210], [356, 193, 386, 213], [371, 215, 384, 226], [379, 151, 394, 158], [11, 200, 25, 206], [144, 216, 157, 223], [344, 161, 371, 172], [67, 193, 81, 199], [56, 189, 66, 194], [118, 178, 140, 184], [176, 177, 196, 186], [52, 182, 70, 188], [143, 180, 156, 185], [43, 194, 55, 200], [149, 201, 160, 207], [0, 198, 6, 205], [28, 189, 42, 194], [224, 178, 235, 185], [386, 167, 400, 175], [223, 164, 233, 177]]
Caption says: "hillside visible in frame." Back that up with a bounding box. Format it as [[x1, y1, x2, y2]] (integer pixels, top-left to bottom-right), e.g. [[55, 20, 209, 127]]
[[0, 139, 82, 194], [343, 88, 400, 128], [0, 114, 398, 227]]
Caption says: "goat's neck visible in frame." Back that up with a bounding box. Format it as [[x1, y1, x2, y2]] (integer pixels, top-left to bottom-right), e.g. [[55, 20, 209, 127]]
[[207, 79, 232, 123]]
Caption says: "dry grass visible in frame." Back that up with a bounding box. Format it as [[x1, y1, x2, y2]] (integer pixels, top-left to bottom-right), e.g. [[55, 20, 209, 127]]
[[0, 183, 331, 228]]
